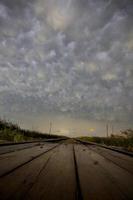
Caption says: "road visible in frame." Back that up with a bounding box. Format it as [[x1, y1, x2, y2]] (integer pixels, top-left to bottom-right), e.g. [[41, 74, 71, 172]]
[[0, 139, 133, 200]]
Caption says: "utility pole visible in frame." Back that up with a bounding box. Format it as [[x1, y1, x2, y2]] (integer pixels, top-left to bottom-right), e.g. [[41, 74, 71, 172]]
[[49, 121, 52, 135], [111, 125, 114, 135], [106, 123, 109, 138]]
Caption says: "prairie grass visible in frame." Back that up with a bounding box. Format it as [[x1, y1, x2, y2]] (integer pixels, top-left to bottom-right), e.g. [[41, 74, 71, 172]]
[[79, 131, 133, 152], [0, 118, 60, 142]]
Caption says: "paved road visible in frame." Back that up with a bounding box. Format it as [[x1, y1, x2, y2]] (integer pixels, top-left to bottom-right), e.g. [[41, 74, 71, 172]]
[[0, 139, 133, 200]]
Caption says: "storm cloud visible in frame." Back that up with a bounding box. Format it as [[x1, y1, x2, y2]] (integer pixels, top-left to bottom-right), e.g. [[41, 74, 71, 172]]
[[0, 0, 133, 125]]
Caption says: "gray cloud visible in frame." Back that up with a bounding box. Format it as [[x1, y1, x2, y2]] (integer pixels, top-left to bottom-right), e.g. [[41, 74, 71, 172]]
[[0, 0, 133, 123]]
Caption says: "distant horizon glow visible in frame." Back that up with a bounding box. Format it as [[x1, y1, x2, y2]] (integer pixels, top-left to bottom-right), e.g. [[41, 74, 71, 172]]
[[0, 0, 133, 136], [5, 113, 132, 137]]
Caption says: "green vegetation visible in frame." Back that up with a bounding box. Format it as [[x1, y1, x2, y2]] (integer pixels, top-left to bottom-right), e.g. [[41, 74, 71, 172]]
[[0, 118, 61, 143], [80, 129, 133, 152]]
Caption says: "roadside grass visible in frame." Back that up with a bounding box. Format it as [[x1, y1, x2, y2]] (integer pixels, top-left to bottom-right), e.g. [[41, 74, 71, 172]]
[[0, 118, 60, 142], [79, 133, 133, 152]]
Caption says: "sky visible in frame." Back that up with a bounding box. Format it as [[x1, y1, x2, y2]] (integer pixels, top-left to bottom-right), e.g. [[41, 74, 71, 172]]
[[0, 0, 133, 137]]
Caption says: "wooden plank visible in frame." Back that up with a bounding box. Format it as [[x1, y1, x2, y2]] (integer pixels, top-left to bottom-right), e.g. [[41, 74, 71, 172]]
[[86, 145, 133, 199], [0, 143, 58, 177], [90, 145, 133, 174], [0, 142, 39, 155], [0, 141, 133, 200], [74, 144, 133, 200], [25, 144, 76, 200], [0, 146, 57, 200]]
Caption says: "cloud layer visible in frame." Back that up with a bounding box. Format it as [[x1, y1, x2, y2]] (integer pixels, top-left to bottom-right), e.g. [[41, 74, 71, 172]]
[[0, 0, 133, 123]]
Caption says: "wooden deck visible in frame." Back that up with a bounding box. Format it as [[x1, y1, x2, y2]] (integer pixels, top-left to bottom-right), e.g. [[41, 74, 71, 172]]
[[0, 139, 133, 200]]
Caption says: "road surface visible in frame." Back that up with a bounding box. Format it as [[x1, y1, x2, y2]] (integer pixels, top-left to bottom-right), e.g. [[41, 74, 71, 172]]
[[0, 139, 133, 200]]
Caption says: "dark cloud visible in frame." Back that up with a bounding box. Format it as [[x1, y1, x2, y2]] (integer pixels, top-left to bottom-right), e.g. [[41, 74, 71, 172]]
[[0, 0, 33, 12], [0, 0, 133, 124]]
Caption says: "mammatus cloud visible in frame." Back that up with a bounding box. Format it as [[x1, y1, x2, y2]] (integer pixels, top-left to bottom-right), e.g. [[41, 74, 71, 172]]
[[0, 0, 133, 123]]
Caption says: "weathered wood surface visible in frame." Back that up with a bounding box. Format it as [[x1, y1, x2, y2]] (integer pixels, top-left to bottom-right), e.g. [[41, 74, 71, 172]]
[[0, 143, 59, 177], [0, 140, 133, 200], [74, 144, 133, 200], [89, 145, 133, 174], [0, 142, 40, 155]]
